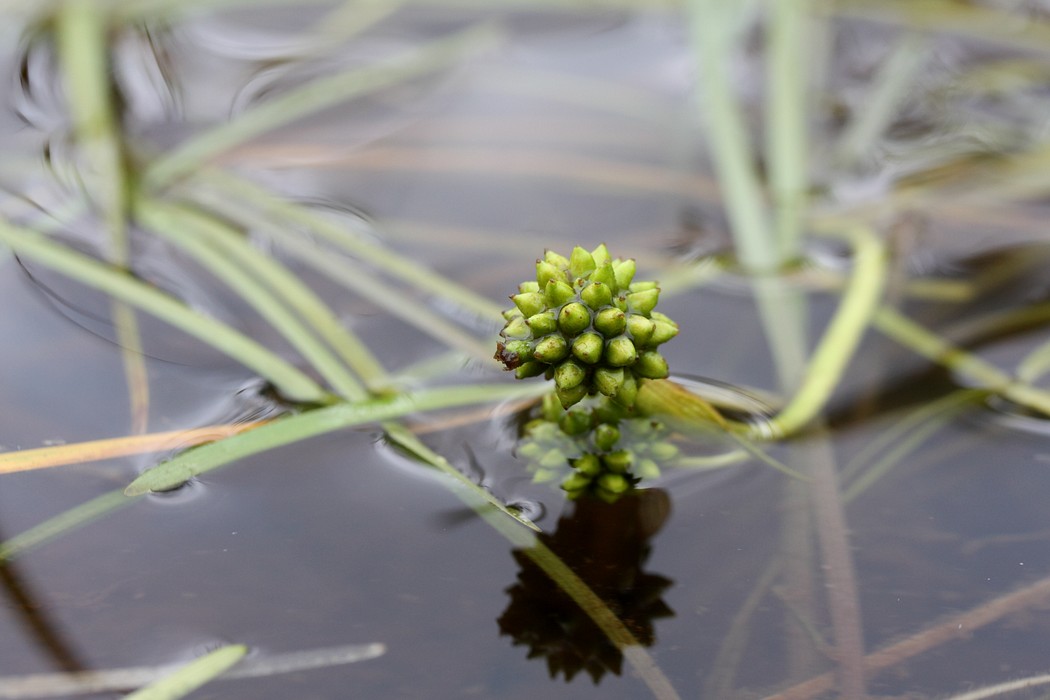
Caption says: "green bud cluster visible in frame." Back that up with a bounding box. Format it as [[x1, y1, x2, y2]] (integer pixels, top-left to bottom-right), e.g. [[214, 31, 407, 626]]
[[495, 244, 679, 409], [516, 394, 679, 503]]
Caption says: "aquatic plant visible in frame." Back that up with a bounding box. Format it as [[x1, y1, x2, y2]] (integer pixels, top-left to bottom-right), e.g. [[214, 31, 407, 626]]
[[495, 244, 679, 409]]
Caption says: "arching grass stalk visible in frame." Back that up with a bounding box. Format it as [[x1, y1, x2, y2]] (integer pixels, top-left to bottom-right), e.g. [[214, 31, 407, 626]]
[[135, 198, 381, 397], [0, 217, 328, 404], [183, 185, 495, 361], [766, 225, 887, 438], [187, 169, 507, 324]]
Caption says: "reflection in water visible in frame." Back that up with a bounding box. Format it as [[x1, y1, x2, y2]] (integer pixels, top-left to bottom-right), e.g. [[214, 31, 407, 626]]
[[497, 489, 674, 684]]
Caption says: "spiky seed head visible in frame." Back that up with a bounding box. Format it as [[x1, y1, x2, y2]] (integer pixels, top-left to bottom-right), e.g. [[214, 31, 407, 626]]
[[634, 350, 669, 379], [594, 307, 626, 337]]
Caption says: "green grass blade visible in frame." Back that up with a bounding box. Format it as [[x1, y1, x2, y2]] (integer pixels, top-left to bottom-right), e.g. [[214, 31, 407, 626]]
[[687, 0, 778, 271], [835, 32, 929, 166], [124, 645, 247, 700], [0, 218, 328, 403], [124, 382, 544, 495], [190, 169, 506, 323], [766, 0, 811, 262], [144, 23, 501, 189], [135, 199, 377, 398]]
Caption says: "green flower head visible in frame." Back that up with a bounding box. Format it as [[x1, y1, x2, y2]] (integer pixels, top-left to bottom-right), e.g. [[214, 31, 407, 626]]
[[495, 245, 679, 409]]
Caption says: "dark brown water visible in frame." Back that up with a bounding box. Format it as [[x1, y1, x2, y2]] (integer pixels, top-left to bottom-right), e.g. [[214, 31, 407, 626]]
[[3, 4, 1050, 699]]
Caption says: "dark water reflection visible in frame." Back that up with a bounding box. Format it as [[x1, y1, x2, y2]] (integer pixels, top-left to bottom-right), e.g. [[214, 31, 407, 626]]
[[3, 3, 1050, 700]]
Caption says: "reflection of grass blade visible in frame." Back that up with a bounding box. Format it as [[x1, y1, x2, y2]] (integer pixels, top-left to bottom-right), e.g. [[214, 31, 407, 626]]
[[0, 218, 328, 404], [136, 199, 378, 397], [186, 185, 495, 360], [190, 169, 506, 323], [124, 645, 247, 700], [144, 24, 501, 189], [124, 383, 543, 495], [0, 491, 132, 564], [0, 643, 384, 699], [842, 390, 983, 503]]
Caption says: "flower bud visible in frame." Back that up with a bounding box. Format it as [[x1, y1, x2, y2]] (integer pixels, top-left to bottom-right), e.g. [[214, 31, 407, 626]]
[[637, 459, 661, 480], [554, 360, 586, 390], [515, 361, 546, 379], [626, 288, 659, 315], [558, 302, 591, 335], [544, 279, 575, 307], [592, 262, 616, 289], [614, 373, 638, 407], [533, 335, 569, 363], [634, 350, 669, 379], [527, 311, 557, 336], [605, 336, 638, 367], [502, 315, 530, 339], [613, 259, 635, 291], [556, 382, 589, 409], [580, 281, 612, 310], [594, 307, 626, 337], [569, 246, 596, 278], [597, 473, 630, 498], [561, 471, 593, 494], [518, 281, 540, 293], [544, 249, 570, 269], [628, 281, 658, 292], [559, 407, 592, 435], [603, 450, 632, 473], [512, 291, 546, 317], [593, 367, 623, 396], [574, 453, 602, 477], [625, 314, 654, 345], [571, 332, 604, 365], [594, 423, 620, 452], [650, 316, 679, 346], [497, 339, 532, 367], [536, 260, 566, 289], [591, 243, 611, 266]]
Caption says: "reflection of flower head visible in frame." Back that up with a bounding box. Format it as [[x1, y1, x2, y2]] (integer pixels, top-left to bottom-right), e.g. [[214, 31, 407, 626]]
[[497, 489, 675, 684]]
